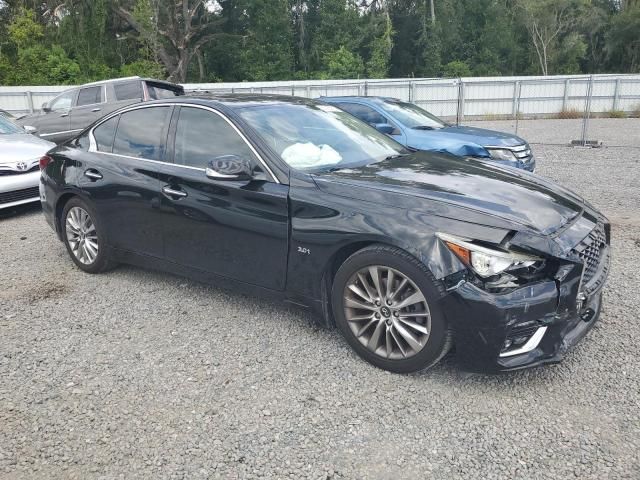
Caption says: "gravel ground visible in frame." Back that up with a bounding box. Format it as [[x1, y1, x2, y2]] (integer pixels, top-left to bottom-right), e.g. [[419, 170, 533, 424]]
[[466, 117, 640, 147], [1, 122, 640, 479]]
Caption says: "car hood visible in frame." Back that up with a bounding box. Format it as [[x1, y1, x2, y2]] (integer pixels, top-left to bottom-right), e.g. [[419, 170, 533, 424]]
[[405, 125, 527, 157], [0, 133, 54, 164], [313, 152, 585, 235]]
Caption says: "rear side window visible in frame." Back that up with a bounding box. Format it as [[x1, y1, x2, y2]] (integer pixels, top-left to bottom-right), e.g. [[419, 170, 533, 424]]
[[338, 102, 387, 125], [112, 107, 170, 161], [174, 107, 257, 168], [93, 116, 119, 152], [114, 81, 143, 101], [77, 86, 104, 106]]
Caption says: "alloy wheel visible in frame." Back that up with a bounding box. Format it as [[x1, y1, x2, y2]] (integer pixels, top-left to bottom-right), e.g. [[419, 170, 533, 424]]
[[343, 265, 431, 360], [65, 207, 99, 265]]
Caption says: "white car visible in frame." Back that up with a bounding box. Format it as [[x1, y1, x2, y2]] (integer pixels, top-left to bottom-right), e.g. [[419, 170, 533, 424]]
[[0, 115, 55, 210]]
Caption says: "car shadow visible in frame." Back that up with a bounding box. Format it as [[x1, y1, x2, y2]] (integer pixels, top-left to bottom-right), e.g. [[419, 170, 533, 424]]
[[0, 202, 42, 220]]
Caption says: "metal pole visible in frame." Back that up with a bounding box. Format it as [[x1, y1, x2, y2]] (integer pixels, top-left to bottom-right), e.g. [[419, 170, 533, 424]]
[[364, 81, 369, 97], [612, 78, 621, 111], [456, 79, 465, 126], [514, 82, 522, 135], [408, 81, 414, 103], [562, 78, 570, 112], [26, 91, 34, 113], [580, 75, 594, 147]]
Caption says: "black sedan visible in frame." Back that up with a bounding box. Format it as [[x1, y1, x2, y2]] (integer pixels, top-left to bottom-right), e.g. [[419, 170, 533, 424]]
[[39, 95, 610, 373]]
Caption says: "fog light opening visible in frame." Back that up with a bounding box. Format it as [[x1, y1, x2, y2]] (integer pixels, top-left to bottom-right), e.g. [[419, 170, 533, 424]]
[[500, 326, 548, 358]]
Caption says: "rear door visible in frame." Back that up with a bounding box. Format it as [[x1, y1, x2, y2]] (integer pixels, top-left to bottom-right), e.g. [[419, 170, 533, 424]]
[[158, 105, 289, 290], [69, 85, 106, 133], [80, 105, 173, 258]]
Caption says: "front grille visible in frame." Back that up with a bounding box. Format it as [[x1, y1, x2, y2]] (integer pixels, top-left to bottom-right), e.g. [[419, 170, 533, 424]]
[[0, 165, 39, 176], [0, 186, 40, 205], [511, 144, 533, 163], [573, 222, 608, 285]]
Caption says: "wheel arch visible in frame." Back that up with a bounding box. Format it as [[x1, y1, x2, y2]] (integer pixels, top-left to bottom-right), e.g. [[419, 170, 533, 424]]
[[320, 239, 441, 328]]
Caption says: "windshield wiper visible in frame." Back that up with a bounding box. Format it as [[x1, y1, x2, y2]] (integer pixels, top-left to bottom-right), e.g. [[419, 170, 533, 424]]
[[412, 125, 436, 130]]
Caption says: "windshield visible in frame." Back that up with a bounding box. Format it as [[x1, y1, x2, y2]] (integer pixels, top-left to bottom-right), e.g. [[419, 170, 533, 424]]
[[237, 103, 408, 172], [0, 115, 25, 135], [380, 101, 446, 130]]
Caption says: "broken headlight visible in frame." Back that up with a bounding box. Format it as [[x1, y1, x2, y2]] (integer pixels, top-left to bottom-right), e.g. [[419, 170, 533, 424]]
[[437, 232, 545, 289]]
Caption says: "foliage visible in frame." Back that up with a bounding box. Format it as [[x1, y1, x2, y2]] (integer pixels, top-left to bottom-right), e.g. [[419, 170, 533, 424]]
[[322, 46, 365, 79], [0, 0, 638, 85], [442, 60, 472, 78]]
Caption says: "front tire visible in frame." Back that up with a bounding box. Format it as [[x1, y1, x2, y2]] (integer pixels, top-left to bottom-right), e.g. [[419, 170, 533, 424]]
[[332, 245, 452, 374], [62, 197, 114, 273]]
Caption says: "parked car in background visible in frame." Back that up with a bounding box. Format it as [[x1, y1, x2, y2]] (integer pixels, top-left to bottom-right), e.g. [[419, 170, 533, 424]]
[[322, 96, 536, 172], [0, 115, 54, 210], [17, 76, 184, 144], [40, 95, 608, 374], [0, 109, 25, 121]]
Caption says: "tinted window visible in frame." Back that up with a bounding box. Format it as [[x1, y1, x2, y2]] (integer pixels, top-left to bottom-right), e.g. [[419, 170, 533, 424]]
[[93, 116, 119, 152], [49, 91, 76, 111], [379, 101, 446, 129], [174, 107, 257, 168], [338, 103, 387, 125], [113, 107, 170, 161], [76, 86, 104, 106], [114, 81, 143, 101]]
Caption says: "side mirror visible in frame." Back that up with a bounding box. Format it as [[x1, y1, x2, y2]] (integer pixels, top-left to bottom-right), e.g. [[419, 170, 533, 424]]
[[41, 103, 51, 113], [23, 125, 37, 135], [374, 123, 398, 135], [205, 155, 253, 181]]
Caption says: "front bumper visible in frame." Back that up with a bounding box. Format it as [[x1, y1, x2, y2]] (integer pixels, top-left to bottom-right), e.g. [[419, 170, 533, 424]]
[[0, 170, 41, 209], [442, 274, 604, 373], [485, 155, 536, 172]]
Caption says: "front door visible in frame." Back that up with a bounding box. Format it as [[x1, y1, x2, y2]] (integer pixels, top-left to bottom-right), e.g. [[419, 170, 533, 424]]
[[159, 105, 289, 291], [37, 89, 77, 143]]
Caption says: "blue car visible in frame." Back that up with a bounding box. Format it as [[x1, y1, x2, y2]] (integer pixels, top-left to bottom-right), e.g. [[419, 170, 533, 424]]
[[321, 96, 535, 172]]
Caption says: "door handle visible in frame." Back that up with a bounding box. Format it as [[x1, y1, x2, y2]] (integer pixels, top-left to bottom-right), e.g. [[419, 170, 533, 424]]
[[162, 186, 187, 199], [60, 112, 69, 117], [91, 108, 101, 112], [84, 169, 103, 181]]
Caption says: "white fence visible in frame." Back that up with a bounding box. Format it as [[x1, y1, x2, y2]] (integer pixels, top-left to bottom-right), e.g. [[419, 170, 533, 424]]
[[2, 74, 639, 120]]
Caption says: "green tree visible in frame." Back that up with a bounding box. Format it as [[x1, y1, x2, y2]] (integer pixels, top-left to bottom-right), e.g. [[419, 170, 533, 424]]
[[323, 46, 365, 79]]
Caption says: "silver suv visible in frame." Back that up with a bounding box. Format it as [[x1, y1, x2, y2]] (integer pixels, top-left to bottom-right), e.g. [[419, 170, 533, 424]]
[[18, 77, 184, 144]]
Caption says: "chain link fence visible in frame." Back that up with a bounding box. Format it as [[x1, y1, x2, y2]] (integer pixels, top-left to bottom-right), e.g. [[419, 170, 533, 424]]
[[1, 74, 639, 148]]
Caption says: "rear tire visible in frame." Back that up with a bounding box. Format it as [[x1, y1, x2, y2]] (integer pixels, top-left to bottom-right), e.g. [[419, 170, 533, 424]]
[[332, 244, 452, 374], [61, 197, 115, 274]]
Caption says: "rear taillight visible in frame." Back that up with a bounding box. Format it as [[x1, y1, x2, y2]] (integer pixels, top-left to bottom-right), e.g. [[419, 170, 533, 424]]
[[39, 155, 52, 170]]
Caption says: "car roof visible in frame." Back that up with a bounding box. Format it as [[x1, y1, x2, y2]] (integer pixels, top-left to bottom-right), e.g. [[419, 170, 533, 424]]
[[320, 96, 402, 104], [147, 93, 321, 110], [75, 76, 183, 89]]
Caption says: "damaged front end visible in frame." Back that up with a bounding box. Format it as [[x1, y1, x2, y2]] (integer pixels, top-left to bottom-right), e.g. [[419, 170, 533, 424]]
[[436, 213, 611, 372]]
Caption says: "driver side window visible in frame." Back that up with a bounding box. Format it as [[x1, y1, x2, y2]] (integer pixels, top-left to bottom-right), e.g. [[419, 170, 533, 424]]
[[338, 103, 387, 126], [174, 107, 258, 169], [49, 90, 76, 112]]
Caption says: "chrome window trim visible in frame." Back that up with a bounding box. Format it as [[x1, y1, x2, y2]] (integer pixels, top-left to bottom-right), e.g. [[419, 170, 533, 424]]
[[41, 128, 84, 138], [88, 102, 280, 183]]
